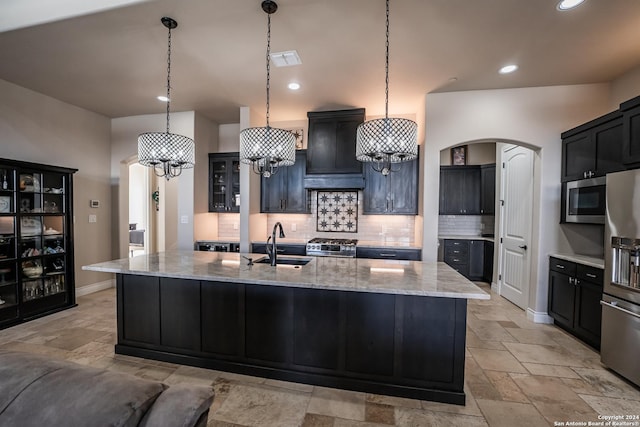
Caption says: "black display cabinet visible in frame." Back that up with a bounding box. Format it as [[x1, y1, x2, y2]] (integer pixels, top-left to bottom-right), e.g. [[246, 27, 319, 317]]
[[0, 158, 77, 328]]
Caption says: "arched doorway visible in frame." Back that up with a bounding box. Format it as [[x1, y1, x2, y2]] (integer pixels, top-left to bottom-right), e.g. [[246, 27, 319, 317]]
[[437, 140, 540, 311]]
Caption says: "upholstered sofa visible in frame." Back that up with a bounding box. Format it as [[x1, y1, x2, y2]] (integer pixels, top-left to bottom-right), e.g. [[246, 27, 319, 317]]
[[0, 350, 214, 426]]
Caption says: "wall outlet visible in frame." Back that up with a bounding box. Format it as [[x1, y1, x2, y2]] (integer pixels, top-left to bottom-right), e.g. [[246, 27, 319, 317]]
[[233, 222, 238, 230], [291, 223, 297, 232], [88, 214, 97, 223], [180, 215, 189, 224]]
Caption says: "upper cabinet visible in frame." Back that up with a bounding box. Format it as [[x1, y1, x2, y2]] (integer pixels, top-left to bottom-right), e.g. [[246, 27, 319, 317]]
[[261, 150, 309, 213], [439, 166, 481, 215], [621, 96, 640, 166], [480, 164, 496, 215], [209, 153, 240, 213], [561, 111, 624, 182], [306, 109, 364, 175], [363, 148, 419, 215]]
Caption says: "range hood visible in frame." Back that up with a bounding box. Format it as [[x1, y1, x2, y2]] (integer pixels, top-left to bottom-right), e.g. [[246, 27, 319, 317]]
[[303, 173, 365, 189], [304, 108, 366, 190]]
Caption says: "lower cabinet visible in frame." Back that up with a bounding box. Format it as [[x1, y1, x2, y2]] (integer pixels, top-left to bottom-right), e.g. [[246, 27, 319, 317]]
[[117, 274, 467, 404], [356, 247, 421, 261], [443, 239, 493, 281], [250, 243, 307, 256], [548, 257, 603, 349]]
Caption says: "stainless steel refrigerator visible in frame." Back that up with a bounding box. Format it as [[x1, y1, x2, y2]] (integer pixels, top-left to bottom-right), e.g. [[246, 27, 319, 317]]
[[602, 169, 640, 386]]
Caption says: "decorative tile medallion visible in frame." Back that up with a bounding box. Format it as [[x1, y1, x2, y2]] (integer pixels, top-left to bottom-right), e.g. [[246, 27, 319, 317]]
[[316, 191, 358, 232]]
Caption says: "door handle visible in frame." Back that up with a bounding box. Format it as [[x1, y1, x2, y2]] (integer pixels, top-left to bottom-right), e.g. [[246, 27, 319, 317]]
[[600, 300, 640, 319], [519, 245, 527, 250]]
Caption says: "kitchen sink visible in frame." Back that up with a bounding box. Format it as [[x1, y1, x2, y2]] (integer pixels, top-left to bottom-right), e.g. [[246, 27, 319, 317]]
[[255, 256, 312, 266]]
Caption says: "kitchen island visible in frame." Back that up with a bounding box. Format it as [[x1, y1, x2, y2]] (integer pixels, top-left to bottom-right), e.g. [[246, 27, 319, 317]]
[[83, 251, 489, 405]]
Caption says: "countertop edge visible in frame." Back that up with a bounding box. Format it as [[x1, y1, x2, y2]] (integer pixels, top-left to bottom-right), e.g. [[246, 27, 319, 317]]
[[82, 264, 489, 300], [82, 252, 489, 300], [549, 253, 604, 269]]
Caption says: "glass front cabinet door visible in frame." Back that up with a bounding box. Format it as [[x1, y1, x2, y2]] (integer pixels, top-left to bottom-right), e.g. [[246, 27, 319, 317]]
[[0, 159, 76, 329], [209, 153, 240, 213]]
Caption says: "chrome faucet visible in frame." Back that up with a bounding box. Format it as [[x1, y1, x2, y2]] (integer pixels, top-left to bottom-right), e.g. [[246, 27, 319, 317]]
[[266, 222, 285, 266]]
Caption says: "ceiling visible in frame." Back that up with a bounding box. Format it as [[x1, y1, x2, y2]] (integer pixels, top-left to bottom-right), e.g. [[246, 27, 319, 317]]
[[1, 0, 640, 124]]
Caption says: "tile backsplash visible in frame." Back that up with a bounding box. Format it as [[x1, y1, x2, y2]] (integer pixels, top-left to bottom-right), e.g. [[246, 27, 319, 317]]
[[209, 191, 417, 244], [267, 191, 416, 244], [438, 215, 495, 236]]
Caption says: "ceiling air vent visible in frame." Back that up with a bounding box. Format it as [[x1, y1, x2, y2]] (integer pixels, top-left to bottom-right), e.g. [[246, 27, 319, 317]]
[[270, 50, 302, 67]]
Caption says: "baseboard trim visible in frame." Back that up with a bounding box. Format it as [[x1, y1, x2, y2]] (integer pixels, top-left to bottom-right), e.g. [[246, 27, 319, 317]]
[[491, 281, 499, 293], [76, 279, 115, 297], [526, 308, 554, 324]]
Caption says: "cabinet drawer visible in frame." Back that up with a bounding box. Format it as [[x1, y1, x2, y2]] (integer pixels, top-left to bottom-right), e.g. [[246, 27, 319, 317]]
[[549, 257, 576, 276], [444, 240, 469, 251], [444, 253, 468, 266], [444, 246, 468, 258], [356, 247, 421, 261], [576, 264, 604, 286]]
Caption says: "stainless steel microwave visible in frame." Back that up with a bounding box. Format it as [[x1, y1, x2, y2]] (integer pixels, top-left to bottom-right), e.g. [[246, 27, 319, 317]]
[[565, 176, 606, 224]]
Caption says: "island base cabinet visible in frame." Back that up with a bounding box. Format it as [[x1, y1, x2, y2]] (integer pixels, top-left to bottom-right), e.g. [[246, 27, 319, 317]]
[[116, 274, 467, 405]]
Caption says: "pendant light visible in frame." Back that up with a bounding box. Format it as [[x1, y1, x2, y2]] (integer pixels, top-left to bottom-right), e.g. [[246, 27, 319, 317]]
[[138, 17, 195, 180], [355, 0, 418, 176], [239, 0, 296, 178]]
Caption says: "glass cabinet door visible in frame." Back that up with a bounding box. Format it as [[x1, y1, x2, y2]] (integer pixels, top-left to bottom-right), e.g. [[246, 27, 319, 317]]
[[210, 160, 227, 211], [0, 160, 74, 327], [209, 155, 240, 213]]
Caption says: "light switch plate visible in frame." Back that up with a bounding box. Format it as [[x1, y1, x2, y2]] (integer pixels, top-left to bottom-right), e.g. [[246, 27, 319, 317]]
[[89, 214, 97, 223]]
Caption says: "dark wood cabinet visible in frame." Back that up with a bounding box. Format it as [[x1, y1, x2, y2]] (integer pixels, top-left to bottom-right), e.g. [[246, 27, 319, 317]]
[[483, 241, 494, 283], [443, 239, 493, 281], [443, 239, 470, 278], [480, 164, 496, 215], [261, 150, 308, 213], [251, 243, 307, 256], [160, 277, 201, 352], [117, 273, 468, 405], [548, 256, 602, 349], [119, 274, 160, 345], [306, 109, 364, 175], [469, 240, 484, 280], [209, 153, 240, 212], [561, 112, 624, 182], [621, 96, 640, 166], [0, 158, 77, 329], [363, 149, 419, 215], [356, 247, 421, 261], [439, 166, 481, 215]]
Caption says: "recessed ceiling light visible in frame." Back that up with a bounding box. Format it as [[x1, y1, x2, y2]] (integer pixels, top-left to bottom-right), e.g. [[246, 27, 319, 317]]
[[557, 0, 585, 10], [157, 95, 169, 102], [288, 82, 300, 90], [499, 65, 518, 74]]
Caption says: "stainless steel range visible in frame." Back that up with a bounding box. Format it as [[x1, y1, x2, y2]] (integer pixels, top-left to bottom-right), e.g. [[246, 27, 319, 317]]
[[306, 238, 357, 258]]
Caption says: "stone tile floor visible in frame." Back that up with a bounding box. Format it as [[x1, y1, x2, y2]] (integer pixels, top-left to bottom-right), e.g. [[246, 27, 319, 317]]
[[1, 284, 639, 426]]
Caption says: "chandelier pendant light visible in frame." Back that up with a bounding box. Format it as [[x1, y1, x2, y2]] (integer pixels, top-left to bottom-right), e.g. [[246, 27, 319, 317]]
[[138, 17, 195, 180], [355, 0, 418, 176], [239, 0, 296, 178]]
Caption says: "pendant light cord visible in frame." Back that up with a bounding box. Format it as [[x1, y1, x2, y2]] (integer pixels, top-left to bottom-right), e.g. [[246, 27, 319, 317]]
[[166, 26, 172, 134], [265, 13, 271, 128], [385, 0, 390, 120]]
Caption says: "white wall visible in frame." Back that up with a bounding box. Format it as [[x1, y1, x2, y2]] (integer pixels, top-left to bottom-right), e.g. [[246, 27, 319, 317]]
[[611, 64, 640, 109], [0, 78, 112, 288], [423, 84, 612, 315], [128, 163, 146, 229]]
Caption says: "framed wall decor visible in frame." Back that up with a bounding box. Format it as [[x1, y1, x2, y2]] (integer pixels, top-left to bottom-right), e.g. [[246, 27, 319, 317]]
[[288, 128, 304, 149], [451, 145, 467, 166]]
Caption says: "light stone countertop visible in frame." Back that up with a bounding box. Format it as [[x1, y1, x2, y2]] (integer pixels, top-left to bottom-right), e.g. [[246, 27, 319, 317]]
[[550, 253, 605, 269], [439, 235, 495, 243], [83, 251, 489, 300]]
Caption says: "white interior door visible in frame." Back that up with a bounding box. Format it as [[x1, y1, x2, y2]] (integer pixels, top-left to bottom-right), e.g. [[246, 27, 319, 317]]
[[499, 145, 534, 309]]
